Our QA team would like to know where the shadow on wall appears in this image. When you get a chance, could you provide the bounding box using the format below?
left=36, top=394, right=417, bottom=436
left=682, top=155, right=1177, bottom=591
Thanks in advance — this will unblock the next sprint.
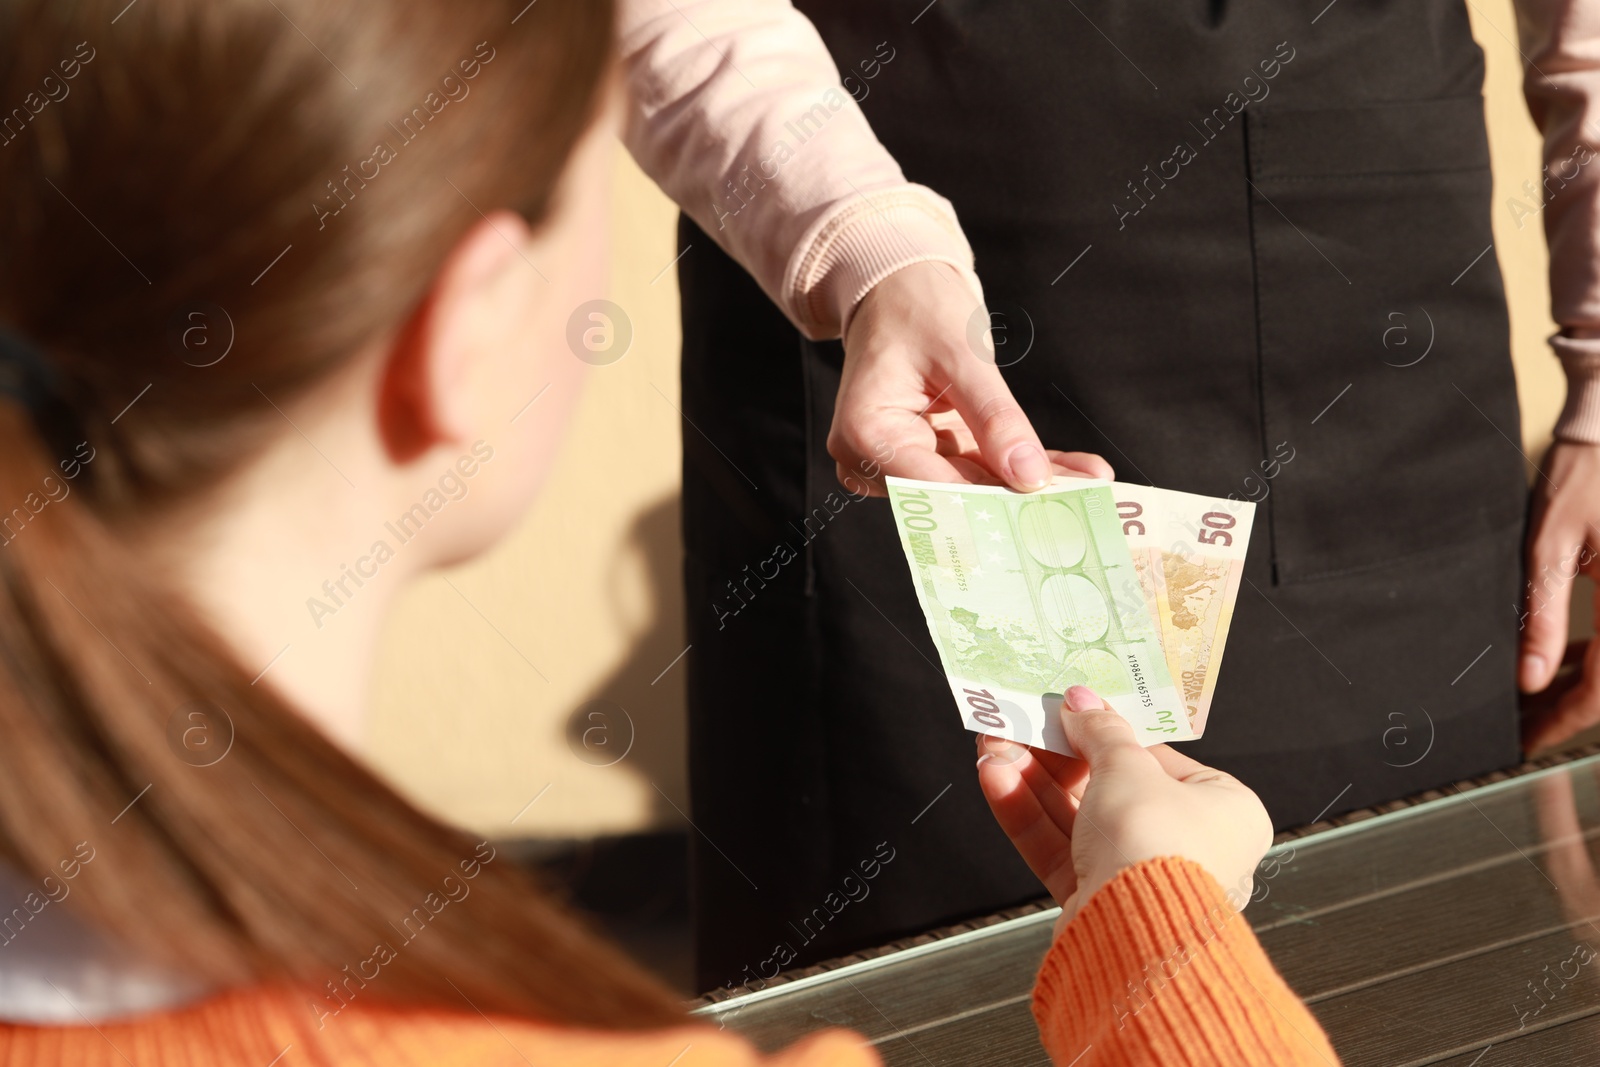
left=564, top=493, right=690, bottom=825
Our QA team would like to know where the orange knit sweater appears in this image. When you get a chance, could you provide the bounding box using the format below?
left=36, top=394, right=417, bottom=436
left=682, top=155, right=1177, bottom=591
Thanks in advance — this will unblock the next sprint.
left=0, top=858, right=1339, bottom=1066
left=1033, top=857, right=1341, bottom=1066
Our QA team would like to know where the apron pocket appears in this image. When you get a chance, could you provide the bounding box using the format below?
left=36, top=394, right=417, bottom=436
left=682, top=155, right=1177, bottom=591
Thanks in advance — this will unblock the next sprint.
left=1245, top=96, right=1526, bottom=584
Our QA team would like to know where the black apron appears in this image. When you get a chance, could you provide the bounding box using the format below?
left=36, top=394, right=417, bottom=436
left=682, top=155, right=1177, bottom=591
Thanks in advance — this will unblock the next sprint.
left=677, top=0, right=1527, bottom=993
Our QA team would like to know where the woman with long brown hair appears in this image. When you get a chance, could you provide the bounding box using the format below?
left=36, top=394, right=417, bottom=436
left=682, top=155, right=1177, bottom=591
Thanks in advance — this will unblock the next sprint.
left=0, top=1, right=1340, bottom=1063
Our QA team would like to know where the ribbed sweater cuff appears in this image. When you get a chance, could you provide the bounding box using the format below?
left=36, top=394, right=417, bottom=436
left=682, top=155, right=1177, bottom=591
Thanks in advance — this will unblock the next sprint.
left=784, top=183, right=984, bottom=341
left=1552, top=334, right=1600, bottom=445
left=1032, top=857, right=1339, bottom=1067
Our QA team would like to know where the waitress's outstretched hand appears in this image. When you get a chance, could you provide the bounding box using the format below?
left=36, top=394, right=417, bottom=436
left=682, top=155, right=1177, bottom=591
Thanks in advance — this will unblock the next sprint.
left=832, top=262, right=1113, bottom=495
left=976, top=685, right=1273, bottom=933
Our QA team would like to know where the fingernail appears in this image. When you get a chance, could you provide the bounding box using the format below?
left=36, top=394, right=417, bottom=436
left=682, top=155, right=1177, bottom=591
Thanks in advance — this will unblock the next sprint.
left=1009, top=444, right=1051, bottom=490
left=1522, top=653, right=1548, bottom=683
left=1065, top=685, right=1099, bottom=713
left=976, top=735, right=1024, bottom=766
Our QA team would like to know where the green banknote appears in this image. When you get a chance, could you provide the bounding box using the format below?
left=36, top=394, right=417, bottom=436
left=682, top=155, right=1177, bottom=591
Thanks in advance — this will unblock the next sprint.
left=884, top=476, right=1193, bottom=754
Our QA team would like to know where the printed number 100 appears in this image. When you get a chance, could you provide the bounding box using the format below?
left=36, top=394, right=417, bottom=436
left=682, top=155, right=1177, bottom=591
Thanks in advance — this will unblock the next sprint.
left=964, top=687, right=1005, bottom=728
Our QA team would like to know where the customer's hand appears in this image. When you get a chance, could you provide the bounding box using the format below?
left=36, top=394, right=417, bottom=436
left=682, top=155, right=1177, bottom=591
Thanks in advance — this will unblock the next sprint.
left=1521, top=442, right=1600, bottom=752
left=976, top=685, right=1273, bottom=934
left=832, top=262, right=1113, bottom=494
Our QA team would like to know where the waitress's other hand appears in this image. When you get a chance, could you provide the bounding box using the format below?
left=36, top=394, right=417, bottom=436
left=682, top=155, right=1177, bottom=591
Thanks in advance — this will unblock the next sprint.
left=832, top=262, right=1112, bottom=495
left=1520, top=441, right=1600, bottom=753
left=976, top=685, right=1272, bottom=933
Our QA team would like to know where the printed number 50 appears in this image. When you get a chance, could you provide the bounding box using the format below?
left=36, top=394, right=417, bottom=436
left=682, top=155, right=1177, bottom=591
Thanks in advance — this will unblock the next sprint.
left=964, top=687, right=1006, bottom=729
left=1197, top=511, right=1235, bottom=548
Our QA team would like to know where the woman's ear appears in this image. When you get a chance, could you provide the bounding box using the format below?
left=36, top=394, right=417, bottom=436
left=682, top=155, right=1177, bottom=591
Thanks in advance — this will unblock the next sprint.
left=378, top=210, right=533, bottom=463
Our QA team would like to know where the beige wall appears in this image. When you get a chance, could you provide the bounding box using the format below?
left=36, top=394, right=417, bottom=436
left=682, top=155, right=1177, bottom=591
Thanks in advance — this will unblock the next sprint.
left=364, top=1, right=1568, bottom=840
left=366, top=144, right=690, bottom=839
left=1472, top=0, right=1565, bottom=457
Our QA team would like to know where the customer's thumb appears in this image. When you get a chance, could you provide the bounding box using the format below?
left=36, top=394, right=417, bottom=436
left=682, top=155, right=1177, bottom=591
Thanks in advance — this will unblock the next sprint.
left=1061, top=686, right=1149, bottom=772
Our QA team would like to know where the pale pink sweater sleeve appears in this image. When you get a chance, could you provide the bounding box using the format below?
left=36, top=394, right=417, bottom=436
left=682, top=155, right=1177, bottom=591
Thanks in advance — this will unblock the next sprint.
left=1519, top=0, right=1600, bottom=443
left=617, top=0, right=984, bottom=341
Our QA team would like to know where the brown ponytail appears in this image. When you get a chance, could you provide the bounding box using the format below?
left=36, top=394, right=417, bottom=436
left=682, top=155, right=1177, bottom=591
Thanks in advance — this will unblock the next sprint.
left=0, top=0, right=685, bottom=1033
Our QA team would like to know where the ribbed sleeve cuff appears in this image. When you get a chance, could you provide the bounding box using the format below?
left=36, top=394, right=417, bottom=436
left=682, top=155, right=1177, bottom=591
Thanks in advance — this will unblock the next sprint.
left=1552, top=334, right=1600, bottom=445
left=1032, top=857, right=1339, bottom=1067
left=783, top=184, right=984, bottom=342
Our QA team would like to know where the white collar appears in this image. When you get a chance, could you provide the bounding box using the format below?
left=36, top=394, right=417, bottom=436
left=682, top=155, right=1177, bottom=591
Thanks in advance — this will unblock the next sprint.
left=0, top=862, right=208, bottom=1024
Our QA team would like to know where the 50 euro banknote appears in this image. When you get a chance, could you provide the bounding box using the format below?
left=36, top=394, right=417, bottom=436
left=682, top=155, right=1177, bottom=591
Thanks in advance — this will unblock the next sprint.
left=1113, top=484, right=1255, bottom=736
left=884, top=475, right=1255, bottom=755
left=883, top=475, right=1196, bottom=754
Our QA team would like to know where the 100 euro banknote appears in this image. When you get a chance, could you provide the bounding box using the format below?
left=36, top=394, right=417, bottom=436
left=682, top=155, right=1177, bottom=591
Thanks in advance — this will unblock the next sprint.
left=884, top=476, right=1194, bottom=754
